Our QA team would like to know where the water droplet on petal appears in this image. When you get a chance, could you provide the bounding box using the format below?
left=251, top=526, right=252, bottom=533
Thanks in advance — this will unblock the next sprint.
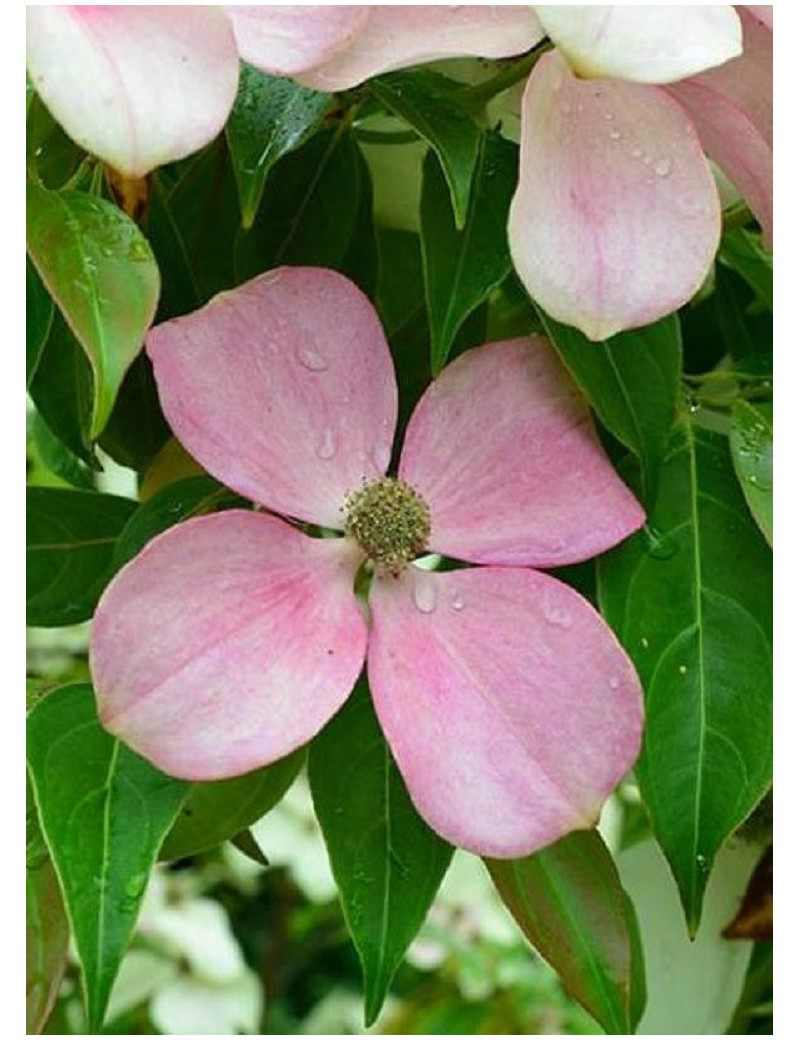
left=610, top=129, right=622, bottom=140
left=413, top=576, right=437, bottom=614
left=372, top=442, right=391, bottom=473
left=542, top=599, right=572, bottom=629
left=654, top=158, right=672, bottom=177
left=297, top=346, right=328, bottom=371
left=608, top=675, right=620, bottom=690
left=631, top=146, right=643, bottom=158
left=316, top=428, right=336, bottom=460
left=450, top=594, right=465, bottom=612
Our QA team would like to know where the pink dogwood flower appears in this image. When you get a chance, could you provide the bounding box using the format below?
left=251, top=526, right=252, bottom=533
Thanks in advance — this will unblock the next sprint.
left=91, top=266, right=645, bottom=857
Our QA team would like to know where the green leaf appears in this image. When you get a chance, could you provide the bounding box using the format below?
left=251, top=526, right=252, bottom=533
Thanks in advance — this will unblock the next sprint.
left=26, top=184, right=161, bottom=437
left=28, top=309, right=97, bottom=467
left=370, top=69, right=481, bottom=228
left=27, top=256, right=54, bottom=388
left=713, top=263, right=758, bottom=362
left=339, top=142, right=380, bottom=297
left=540, top=312, right=682, bottom=508
left=32, top=412, right=95, bottom=489
left=27, top=777, right=70, bottom=1035
left=26, top=684, right=189, bottom=1032
left=160, top=750, right=304, bottom=861
left=27, top=89, right=86, bottom=189
left=113, top=476, right=245, bottom=568
left=97, top=353, right=171, bottom=473
left=420, top=133, right=518, bottom=373
left=26, top=488, right=136, bottom=626
left=598, top=421, right=772, bottom=931
left=309, top=680, right=453, bottom=1025
left=487, top=830, right=646, bottom=1034
left=234, top=126, right=363, bottom=281
left=730, top=400, right=772, bottom=546
left=719, top=227, right=772, bottom=310
left=227, top=63, right=331, bottom=229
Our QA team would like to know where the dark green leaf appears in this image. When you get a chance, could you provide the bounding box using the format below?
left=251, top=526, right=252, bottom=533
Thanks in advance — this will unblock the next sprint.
left=487, top=830, right=646, bottom=1034
left=598, top=422, right=772, bottom=931
left=26, top=90, right=86, bottom=188
left=145, top=174, right=204, bottom=319
left=234, top=126, right=363, bottom=281
left=714, top=264, right=758, bottom=362
left=27, top=776, right=70, bottom=1035
left=97, top=353, right=171, bottom=472
left=27, top=256, right=54, bottom=388
left=370, top=69, right=481, bottom=228
left=540, top=311, right=682, bottom=508
left=161, top=750, right=304, bottom=861
left=339, top=142, right=380, bottom=297
left=227, top=64, right=331, bottom=229
left=26, top=184, right=160, bottom=437
left=730, top=400, right=772, bottom=546
left=309, top=680, right=453, bottom=1025
left=29, top=309, right=97, bottom=467
left=420, top=133, right=518, bottom=373
left=113, top=476, right=244, bottom=568
left=26, top=488, right=136, bottom=626
left=32, top=412, right=95, bottom=489
left=26, top=684, right=189, bottom=1031
left=719, top=227, right=772, bottom=310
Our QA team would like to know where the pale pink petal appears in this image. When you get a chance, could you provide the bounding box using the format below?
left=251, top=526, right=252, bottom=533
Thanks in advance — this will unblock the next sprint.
left=147, top=268, right=398, bottom=530
left=91, top=512, right=367, bottom=780
left=534, top=5, right=742, bottom=83
left=399, top=337, right=644, bottom=568
left=226, top=5, right=369, bottom=76
left=26, top=6, right=239, bottom=177
left=297, top=6, right=543, bottom=93
left=368, top=566, right=642, bottom=856
left=508, top=52, right=721, bottom=341
left=740, top=5, right=772, bottom=32
left=667, top=7, right=772, bottom=246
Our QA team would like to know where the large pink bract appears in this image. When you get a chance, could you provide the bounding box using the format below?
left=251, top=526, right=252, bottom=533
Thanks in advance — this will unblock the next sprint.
left=91, top=267, right=645, bottom=857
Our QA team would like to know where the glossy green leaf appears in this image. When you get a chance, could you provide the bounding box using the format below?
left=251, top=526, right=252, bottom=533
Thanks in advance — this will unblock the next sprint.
left=234, top=127, right=363, bottom=281
left=161, top=750, right=304, bottom=861
left=27, top=776, right=70, bottom=1035
left=309, top=680, right=453, bottom=1025
left=540, top=311, right=682, bottom=508
left=598, top=421, right=772, bottom=931
left=26, top=184, right=161, bottom=437
left=27, top=256, right=54, bottom=389
left=730, top=400, right=772, bottom=546
left=26, top=684, right=189, bottom=1032
left=26, top=89, right=86, bottom=189
left=28, top=309, right=97, bottom=467
left=97, top=353, right=171, bottom=473
left=420, top=133, right=518, bottom=373
left=26, top=488, right=136, bottom=626
left=487, top=829, right=646, bottom=1034
left=370, top=68, right=481, bottom=228
left=719, top=227, right=772, bottom=310
left=713, top=263, right=759, bottom=362
left=339, top=143, right=379, bottom=297
left=227, top=63, right=331, bottom=229
left=32, top=412, right=95, bottom=490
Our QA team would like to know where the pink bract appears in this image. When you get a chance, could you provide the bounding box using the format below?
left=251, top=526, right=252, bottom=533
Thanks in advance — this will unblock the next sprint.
left=91, top=267, right=645, bottom=856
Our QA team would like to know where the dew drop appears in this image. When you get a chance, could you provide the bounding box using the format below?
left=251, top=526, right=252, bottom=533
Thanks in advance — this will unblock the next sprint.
left=450, top=594, right=465, bottom=612
left=372, top=442, right=391, bottom=472
left=610, top=129, right=622, bottom=140
left=640, top=636, right=650, bottom=649
left=413, top=577, right=437, bottom=614
left=543, top=600, right=572, bottom=629
left=631, top=146, right=643, bottom=158
left=654, top=158, right=672, bottom=177
left=316, top=428, right=336, bottom=460
left=679, top=664, right=688, bottom=675
left=296, top=346, right=328, bottom=371
left=608, top=675, right=621, bottom=690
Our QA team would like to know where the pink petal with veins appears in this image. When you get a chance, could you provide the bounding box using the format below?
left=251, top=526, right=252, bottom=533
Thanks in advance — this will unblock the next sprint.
left=399, top=337, right=644, bottom=567
left=147, top=267, right=398, bottom=530
left=297, top=5, right=542, bottom=92
left=667, top=7, right=772, bottom=246
left=509, top=52, right=721, bottom=340
left=92, top=512, right=366, bottom=779
left=368, top=565, right=643, bottom=856
left=227, top=5, right=369, bottom=76
left=26, top=5, right=239, bottom=177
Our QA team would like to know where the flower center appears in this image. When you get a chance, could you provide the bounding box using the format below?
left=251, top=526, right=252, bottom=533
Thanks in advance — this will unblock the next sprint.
left=344, top=477, right=431, bottom=576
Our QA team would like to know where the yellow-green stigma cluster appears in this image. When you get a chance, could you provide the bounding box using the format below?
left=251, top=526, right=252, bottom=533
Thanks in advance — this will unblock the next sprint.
left=344, top=477, right=431, bottom=576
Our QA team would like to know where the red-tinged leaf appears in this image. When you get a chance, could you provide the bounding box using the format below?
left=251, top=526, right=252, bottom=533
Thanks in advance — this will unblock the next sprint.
left=486, top=829, right=645, bottom=1034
